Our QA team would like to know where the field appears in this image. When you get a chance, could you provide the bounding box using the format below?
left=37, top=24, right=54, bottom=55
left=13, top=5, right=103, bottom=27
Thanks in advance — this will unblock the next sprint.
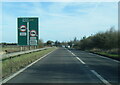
left=1, top=45, right=39, bottom=53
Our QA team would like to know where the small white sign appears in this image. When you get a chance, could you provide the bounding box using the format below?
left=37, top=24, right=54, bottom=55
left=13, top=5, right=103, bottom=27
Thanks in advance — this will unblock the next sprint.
left=30, top=37, right=36, bottom=40
left=30, top=40, right=37, bottom=45
left=20, top=32, right=26, bottom=36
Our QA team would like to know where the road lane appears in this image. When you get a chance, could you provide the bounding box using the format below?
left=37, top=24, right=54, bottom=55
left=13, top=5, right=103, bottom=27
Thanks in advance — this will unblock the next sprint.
left=5, top=47, right=103, bottom=84
left=69, top=49, right=119, bottom=85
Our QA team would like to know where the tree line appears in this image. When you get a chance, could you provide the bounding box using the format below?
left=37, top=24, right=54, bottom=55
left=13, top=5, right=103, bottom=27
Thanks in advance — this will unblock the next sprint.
left=71, top=27, right=119, bottom=54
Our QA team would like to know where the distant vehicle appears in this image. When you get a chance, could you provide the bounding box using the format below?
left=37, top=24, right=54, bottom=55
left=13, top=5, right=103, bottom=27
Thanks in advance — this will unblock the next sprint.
left=67, top=46, right=70, bottom=48
left=65, top=45, right=70, bottom=48
left=62, top=45, right=65, bottom=48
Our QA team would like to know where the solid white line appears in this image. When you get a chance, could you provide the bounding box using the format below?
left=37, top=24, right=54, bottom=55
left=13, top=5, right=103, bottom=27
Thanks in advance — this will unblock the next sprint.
left=2, top=49, right=57, bottom=84
left=91, top=70, right=112, bottom=85
left=89, top=53, right=119, bottom=63
left=76, top=57, right=86, bottom=64
left=98, top=55, right=119, bottom=63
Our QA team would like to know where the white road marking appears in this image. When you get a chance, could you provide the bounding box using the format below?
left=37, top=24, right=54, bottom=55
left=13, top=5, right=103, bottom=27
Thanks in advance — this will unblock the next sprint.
left=66, top=48, right=114, bottom=85
left=98, top=55, right=119, bottom=63
left=89, top=53, right=119, bottom=63
left=76, top=57, right=86, bottom=64
left=91, top=70, right=112, bottom=85
left=71, top=53, right=76, bottom=56
left=2, top=49, right=57, bottom=84
left=67, top=49, right=86, bottom=64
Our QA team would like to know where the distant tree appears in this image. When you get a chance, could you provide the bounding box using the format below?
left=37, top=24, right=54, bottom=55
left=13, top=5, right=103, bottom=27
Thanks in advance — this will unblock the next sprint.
left=55, top=41, right=61, bottom=47
left=46, top=40, right=54, bottom=46
left=72, top=27, right=118, bottom=51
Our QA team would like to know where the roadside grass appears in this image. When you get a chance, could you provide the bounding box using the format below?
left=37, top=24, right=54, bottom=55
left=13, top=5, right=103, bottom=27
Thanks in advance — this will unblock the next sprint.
left=96, top=52, right=118, bottom=57
left=2, top=47, right=57, bottom=79
left=89, top=51, right=119, bottom=61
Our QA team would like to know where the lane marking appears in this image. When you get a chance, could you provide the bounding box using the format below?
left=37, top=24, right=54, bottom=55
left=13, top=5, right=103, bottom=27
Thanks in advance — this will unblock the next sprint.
left=2, top=48, right=57, bottom=84
left=98, top=55, right=119, bottom=63
left=76, top=57, right=86, bottom=64
left=91, top=70, right=112, bottom=85
left=89, top=53, right=119, bottom=63
left=67, top=49, right=86, bottom=65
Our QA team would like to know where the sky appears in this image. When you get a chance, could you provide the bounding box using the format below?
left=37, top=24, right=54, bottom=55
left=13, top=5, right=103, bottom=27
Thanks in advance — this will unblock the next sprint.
left=1, top=1, right=118, bottom=43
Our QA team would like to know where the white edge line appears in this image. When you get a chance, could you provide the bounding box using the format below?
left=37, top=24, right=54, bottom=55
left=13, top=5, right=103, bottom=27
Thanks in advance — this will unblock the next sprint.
left=90, top=70, right=112, bottom=85
left=2, top=48, right=57, bottom=84
left=98, top=55, right=119, bottom=63
left=89, top=53, right=119, bottom=63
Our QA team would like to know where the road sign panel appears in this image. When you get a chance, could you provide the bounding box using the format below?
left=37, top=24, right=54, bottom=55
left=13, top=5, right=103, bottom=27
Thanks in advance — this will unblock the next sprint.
left=18, top=17, right=39, bottom=46
left=29, top=18, right=38, bottom=45
left=18, top=18, right=27, bottom=45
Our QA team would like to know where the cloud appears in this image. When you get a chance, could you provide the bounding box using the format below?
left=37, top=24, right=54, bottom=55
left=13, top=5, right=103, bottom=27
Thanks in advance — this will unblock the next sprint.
left=2, top=2, right=118, bottom=42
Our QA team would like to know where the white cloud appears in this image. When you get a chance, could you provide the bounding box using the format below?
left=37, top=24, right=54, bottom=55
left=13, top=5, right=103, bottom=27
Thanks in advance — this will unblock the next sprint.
left=2, top=2, right=118, bottom=42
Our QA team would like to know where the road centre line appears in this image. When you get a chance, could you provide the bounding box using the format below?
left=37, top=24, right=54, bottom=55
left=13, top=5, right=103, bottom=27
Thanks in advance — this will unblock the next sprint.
left=2, top=49, right=57, bottom=84
left=90, top=70, right=112, bottom=85
left=67, top=49, right=86, bottom=64
left=76, top=57, right=86, bottom=64
left=66, top=48, right=112, bottom=85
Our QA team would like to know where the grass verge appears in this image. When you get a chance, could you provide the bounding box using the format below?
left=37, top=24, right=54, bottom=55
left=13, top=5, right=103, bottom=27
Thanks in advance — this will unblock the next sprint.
left=89, top=51, right=119, bottom=61
left=2, top=47, right=57, bottom=79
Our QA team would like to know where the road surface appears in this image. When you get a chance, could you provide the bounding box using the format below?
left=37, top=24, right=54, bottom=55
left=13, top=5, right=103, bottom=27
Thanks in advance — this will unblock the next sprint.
left=3, top=47, right=119, bottom=85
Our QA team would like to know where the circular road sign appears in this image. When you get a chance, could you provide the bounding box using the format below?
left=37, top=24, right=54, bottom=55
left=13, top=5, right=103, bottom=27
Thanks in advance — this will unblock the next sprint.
left=30, top=30, right=37, bottom=37
left=20, top=25, right=27, bottom=32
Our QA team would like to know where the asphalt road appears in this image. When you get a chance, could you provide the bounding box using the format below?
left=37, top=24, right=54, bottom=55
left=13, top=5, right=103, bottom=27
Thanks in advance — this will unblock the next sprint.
left=4, top=47, right=119, bottom=85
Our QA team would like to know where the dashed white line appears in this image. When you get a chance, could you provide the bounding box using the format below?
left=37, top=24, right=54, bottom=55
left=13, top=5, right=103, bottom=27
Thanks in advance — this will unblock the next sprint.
left=66, top=49, right=112, bottom=85
left=67, top=49, right=86, bottom=64
left=76, top=57, right=86, bottom=64
left=91, top=70, right=112, bottom=85
left=2, top=49, right=57, bottom=84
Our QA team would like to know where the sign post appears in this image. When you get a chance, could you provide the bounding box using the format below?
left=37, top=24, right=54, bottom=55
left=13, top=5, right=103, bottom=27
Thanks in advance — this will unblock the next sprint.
left=18, top=17, right=39, bottom=46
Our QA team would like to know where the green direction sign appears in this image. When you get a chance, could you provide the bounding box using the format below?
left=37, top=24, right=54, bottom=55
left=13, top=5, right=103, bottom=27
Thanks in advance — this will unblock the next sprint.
left=18, top=17, right=39, bottom=46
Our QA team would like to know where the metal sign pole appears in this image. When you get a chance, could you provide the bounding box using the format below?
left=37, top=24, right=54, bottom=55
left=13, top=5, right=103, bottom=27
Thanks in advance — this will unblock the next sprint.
left=27, top=22, right=29, bottom=46
left=27, top=21, right=30, bottom=50
left=21, top=46, right=22, bottom=51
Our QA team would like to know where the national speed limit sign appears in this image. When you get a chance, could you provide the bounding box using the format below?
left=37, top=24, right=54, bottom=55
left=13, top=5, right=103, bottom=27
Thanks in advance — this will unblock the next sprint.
left=30, top=30, right=37, bottom=37
left=20, top=25, right=26, bottom=32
